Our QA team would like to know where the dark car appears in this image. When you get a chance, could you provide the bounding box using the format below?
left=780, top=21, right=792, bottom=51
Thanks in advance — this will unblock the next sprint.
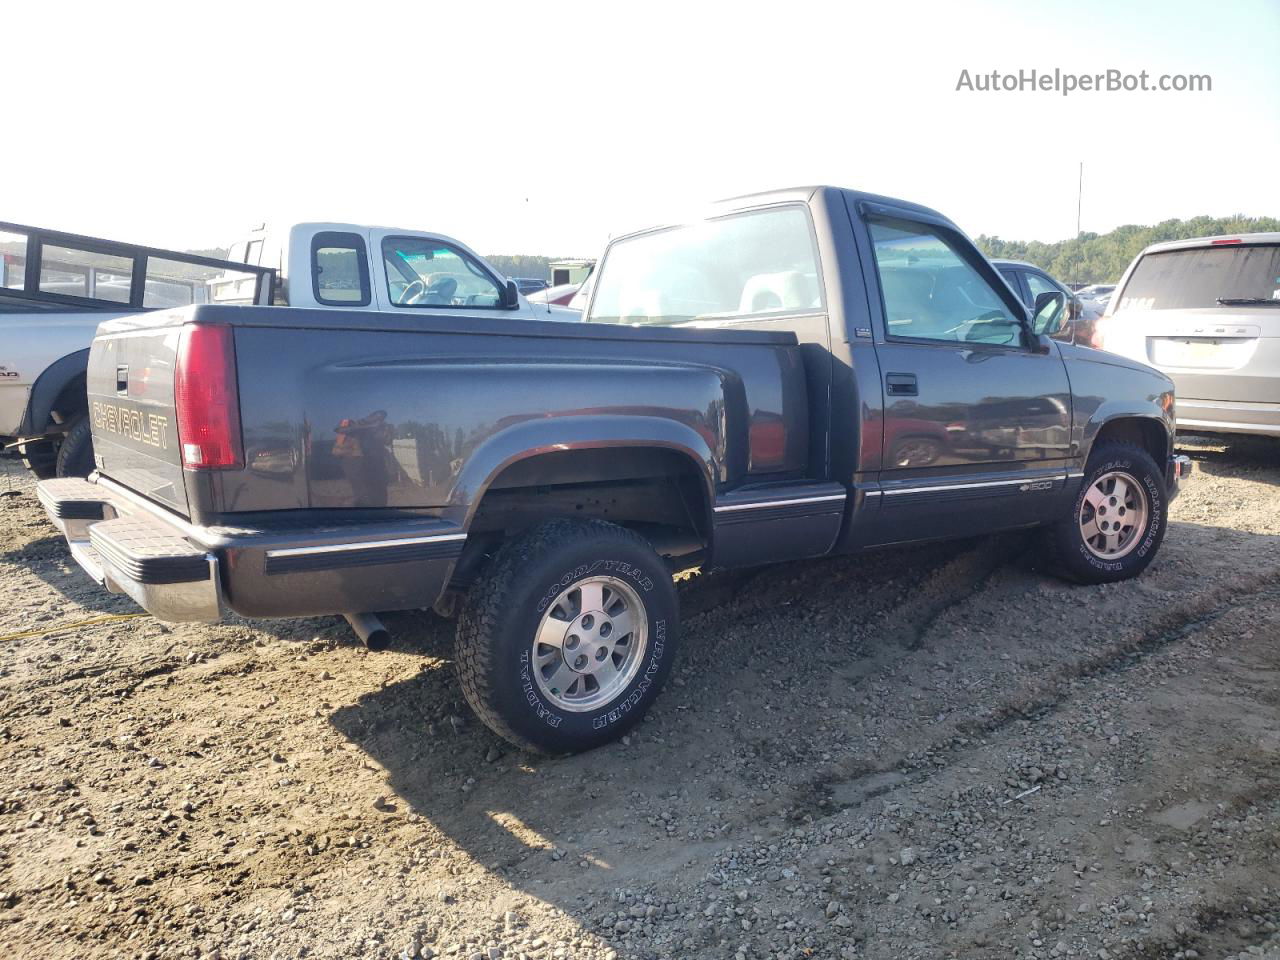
left=992, top=259, right=1097, bottom=346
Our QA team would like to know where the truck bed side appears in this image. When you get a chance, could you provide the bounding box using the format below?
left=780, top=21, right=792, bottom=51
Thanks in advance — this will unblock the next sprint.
left=86, top=304, right=831, bottom=617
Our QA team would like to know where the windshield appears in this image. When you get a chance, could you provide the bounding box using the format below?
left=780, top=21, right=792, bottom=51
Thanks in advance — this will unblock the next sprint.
left=1116, top=244, right=1280, bottom=311
left=588, top=206, right=823, bottom=326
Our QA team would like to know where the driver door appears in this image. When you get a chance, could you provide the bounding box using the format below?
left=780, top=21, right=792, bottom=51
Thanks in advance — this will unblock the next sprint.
left=862, top=214, right=1073, bottom=542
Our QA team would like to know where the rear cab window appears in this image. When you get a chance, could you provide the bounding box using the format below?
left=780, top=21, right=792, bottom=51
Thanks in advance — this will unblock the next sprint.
left=1117, top=243, right=1280, bottom=311
left=312, top=231, right=371, bottom=306
left=587, top=205, right=824, bottom=326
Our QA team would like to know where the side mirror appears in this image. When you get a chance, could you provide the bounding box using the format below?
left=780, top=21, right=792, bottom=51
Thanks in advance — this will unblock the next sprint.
left=500, top=279, right=520, bottom=309
left=1032, top=291, right=1066, bottom=336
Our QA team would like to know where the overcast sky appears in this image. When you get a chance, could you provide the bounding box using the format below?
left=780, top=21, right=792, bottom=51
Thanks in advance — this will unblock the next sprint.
left=5, top=0, right=1277, bottom=256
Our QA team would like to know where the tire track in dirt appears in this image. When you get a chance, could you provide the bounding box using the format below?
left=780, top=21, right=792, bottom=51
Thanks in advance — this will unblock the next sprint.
left=678, top=536, right=991, bottom=658
left=1129, top=892, right=1280, bottom=960
left=665, top=536, right=1029, bottom=824
left=784, top=569, right=1280, bottom=822
left=891, top=534, right=1030, bottom=651
left=956, top=571, right=1280, bottom=741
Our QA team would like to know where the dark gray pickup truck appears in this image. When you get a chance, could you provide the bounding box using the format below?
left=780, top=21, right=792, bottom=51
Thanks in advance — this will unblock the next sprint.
left=38, top=186, right=1192, bottom=753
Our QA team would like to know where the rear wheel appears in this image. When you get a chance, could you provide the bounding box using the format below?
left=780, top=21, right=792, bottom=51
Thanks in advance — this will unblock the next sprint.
left=55, top=416, right=94, bottom=478
left=1045, top=441, right=1167, bottom=584
left=18, top=439, right=58, bottom=479
left=455, top=518, right=679, bottom=753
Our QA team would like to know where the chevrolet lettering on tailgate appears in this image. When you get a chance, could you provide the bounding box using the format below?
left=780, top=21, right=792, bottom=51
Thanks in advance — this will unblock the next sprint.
left=91, top=400, right=170, bottom=450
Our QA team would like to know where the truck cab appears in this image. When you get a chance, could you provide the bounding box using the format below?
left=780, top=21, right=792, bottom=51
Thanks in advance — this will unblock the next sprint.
left=221, top=222, right=576, bottom=321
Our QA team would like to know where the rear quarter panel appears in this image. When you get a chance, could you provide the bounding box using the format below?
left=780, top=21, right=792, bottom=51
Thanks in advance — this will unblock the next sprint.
left=221, top=311, right=808, bottom=523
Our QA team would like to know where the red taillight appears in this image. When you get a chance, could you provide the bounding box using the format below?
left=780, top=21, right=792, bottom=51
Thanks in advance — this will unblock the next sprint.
left=175, top=324, right=243, bottom=469
left=1211, top=237, right=1243, bottom=245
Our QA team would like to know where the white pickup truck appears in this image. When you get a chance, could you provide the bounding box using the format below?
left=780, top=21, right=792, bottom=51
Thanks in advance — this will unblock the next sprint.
left=1, top=221, right=572, bottom=477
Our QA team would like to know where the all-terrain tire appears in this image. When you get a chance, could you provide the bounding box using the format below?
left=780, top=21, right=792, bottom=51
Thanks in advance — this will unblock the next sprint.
left=55, top=416, right=95, bottom=478
left=455, top=518, right=679, bottom=754
left=1045, top=441, right=1167, bottom=584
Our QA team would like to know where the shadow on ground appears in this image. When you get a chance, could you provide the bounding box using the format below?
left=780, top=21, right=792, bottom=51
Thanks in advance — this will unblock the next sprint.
left=1179, top=432, right=1280, bottom=485
left=324, top=515, right=1280, bottom=927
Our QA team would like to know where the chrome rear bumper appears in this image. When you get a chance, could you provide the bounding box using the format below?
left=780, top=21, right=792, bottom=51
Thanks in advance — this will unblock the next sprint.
left=36, top=477, right=222, bottom=622
left=36, top=474, right=465, bottom=622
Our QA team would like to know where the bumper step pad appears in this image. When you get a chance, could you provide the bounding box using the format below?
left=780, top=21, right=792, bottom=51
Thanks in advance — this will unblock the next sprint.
left=35, top=478, right=111, bottom=521
left=36, top=477, right=221, bottom=623
left=89, top=516, right=211, bottom=585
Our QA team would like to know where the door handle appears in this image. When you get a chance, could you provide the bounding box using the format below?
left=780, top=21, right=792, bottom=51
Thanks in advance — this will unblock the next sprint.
left=886, top=373, right=917, bottom=397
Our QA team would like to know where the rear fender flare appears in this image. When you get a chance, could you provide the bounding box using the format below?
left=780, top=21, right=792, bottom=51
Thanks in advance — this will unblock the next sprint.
left=452, top=415, right=718, bottom=530
left=19, top=348, right=89, bottom=436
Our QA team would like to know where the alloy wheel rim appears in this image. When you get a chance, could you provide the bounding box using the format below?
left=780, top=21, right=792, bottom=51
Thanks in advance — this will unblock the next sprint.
left=1079, top=470, right=1148, bottom=560
left=531, top=575, right=648, bottom=712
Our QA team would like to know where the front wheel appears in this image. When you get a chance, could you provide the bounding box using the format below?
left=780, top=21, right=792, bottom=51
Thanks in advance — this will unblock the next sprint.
left=1045, top=441, right=1167, bottom=584
left=455, top=519, right=679, bottom=753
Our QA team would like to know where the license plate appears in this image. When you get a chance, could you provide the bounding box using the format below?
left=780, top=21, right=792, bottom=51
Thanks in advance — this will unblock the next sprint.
left=1151, top=338, right=1224, bottom=367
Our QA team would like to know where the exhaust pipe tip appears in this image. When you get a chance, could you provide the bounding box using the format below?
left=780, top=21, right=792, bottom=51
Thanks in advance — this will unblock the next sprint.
left=344, top=612, right=391, bottom=651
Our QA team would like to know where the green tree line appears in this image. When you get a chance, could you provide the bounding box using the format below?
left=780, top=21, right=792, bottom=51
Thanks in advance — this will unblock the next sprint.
left=975, top=215, right=1280, bottom=285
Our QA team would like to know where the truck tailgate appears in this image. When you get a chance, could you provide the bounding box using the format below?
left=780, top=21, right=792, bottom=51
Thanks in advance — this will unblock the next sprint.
left=87, top=312, right=189, bottom=515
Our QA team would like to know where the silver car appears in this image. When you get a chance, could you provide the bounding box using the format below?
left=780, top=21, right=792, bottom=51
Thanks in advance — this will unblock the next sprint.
left=1097, top=233, right=1280, bottom=437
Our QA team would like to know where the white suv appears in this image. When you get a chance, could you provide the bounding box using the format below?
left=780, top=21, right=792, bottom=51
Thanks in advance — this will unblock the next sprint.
left=1097, top=234, right=1280, bottom=438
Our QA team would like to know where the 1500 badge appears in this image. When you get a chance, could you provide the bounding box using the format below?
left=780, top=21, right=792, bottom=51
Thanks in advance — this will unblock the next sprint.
left=91, top=400, right=169, bottom=450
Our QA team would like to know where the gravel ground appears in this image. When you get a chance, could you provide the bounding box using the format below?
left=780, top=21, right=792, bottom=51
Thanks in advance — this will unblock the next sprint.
left=1, top=434, right=1278, bottom=960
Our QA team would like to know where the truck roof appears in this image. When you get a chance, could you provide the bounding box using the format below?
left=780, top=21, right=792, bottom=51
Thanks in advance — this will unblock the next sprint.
left=719, top=185, right=948, bottom=220
left=287, top=221, right=469, bottom=241
left=611, top=186, right=953, bottom=244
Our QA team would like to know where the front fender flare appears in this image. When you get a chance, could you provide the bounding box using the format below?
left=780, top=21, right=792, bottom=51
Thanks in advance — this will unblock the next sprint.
left=1081, top=405, right=1174, bottom=463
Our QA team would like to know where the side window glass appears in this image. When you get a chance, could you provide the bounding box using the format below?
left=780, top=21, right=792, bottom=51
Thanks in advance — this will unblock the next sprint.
left=1025, top=271, right=1071, bottom=340
left=144, top=258, right=263, bottom=307
left=382, top=238, right=502, bottom=309
left=869, top=219, right=1023, bottom=346
left=312, top=232, right=371, bottom=306
left=1, top=229, right=27, bottom=290
left=999, top=268, right=1032, bottom=306
left=1025, top=271, right=1061, bottom=301
left=39, top=244, right=133, bottom=303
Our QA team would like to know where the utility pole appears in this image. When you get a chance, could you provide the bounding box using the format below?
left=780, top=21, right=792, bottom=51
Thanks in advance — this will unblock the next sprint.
left=1075, top=161, right=1084, bottom=285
